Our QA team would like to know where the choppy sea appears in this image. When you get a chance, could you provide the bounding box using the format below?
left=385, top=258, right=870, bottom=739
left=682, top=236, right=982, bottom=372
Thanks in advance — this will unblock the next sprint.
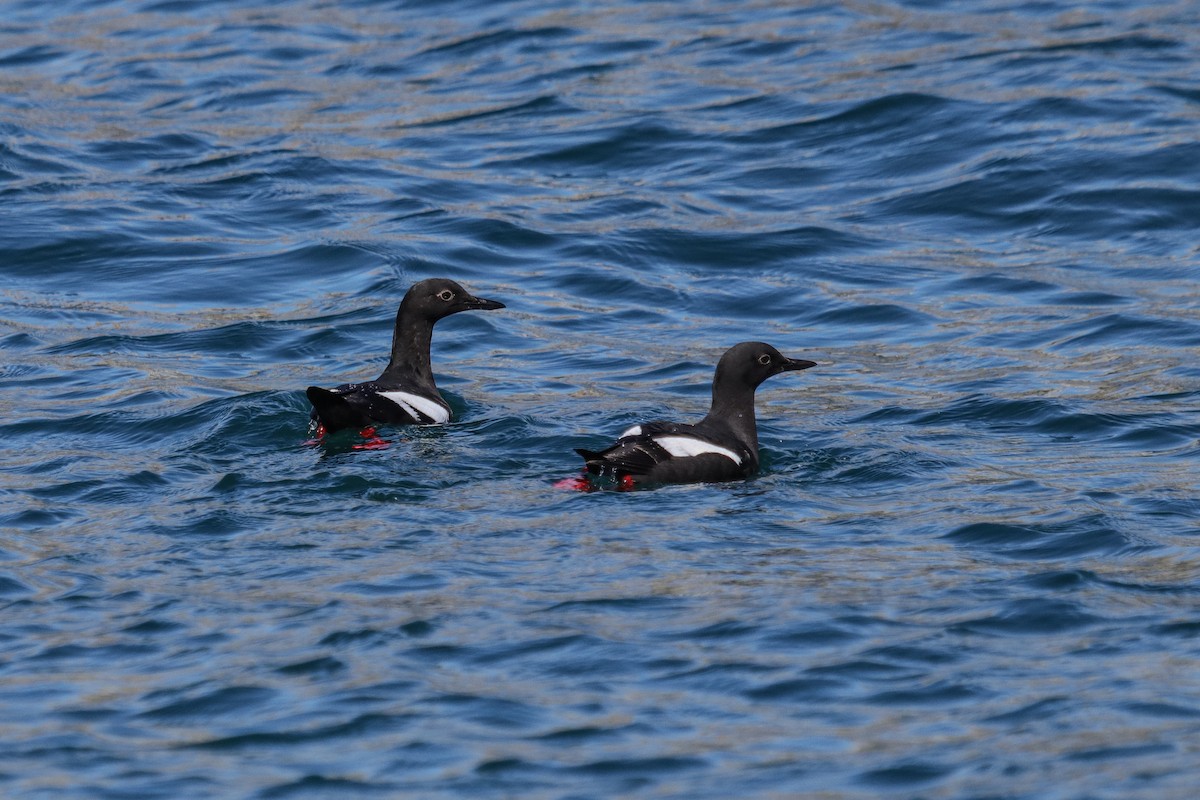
left=3, top=1, right=1200, bottom=797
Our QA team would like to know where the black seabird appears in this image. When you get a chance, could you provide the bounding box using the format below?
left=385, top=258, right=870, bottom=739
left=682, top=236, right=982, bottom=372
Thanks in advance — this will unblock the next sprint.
left=306, top=278, right=504, bottom=435
left=573, top=342, right=816, bottom=488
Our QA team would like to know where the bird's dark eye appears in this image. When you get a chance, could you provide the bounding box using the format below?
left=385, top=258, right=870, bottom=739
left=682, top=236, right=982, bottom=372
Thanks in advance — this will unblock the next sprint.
left=758, top=354, right=772, bottom=365
left=438, top=290, right=454, bottom=302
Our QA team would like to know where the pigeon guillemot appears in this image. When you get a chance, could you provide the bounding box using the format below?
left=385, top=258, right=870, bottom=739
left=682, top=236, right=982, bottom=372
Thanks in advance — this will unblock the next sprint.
left=573, top=342, right=816, bottom=488
left=306, top=278, right=504, bottom=435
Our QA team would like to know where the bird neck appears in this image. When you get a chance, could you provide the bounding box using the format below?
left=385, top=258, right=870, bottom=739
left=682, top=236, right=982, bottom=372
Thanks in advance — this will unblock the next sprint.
left=703, top=376, right=759, bottom=450
left=378, top=301, right=437, bottom=390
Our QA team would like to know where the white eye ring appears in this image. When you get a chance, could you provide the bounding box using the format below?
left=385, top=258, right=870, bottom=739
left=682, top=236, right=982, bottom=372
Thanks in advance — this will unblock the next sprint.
left=758, top=354, right=772, bottom=365
left=438, top=289, right=454, bottom=301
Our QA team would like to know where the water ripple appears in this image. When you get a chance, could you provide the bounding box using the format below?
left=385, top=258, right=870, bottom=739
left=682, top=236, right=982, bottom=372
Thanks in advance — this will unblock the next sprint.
left=3, top=0, right=1200, bottom=798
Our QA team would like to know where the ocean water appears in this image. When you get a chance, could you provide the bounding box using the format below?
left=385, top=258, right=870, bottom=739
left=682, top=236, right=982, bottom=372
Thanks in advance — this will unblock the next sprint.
left=3, top=0, right=1200, bottom=797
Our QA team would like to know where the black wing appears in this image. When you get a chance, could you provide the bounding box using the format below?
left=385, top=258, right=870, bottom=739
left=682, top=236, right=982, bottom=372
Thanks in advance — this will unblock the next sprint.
left=576, top=436, right=672, bottom=477
left=575, top=422, right=701, bottom=477
left=575, top=421, right=752, bottom=485
left=307, top=382, right=423, bottom=433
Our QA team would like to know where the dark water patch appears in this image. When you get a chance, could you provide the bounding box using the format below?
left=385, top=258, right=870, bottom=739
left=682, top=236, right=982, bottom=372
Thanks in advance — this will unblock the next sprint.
left=1106, top=420, right=1200, bottom=452
left=122, top=619, right=186, bottom=636
left=188, top=712, right=413, bottom=750
left=259, top=775, right=395, bottom=798
left=471, top=756, right=542, bottom=778
left=543, top=597, right=685, bottom=614
left=0, top=575, right=34, bottom=597
left=811, top=302, right=939, bottom=331
left=412, top=94, right=578, bottom=130
left=744, top=677, right=844, bottom=702
left=1047, top=312, right=1200, bottom=350
left=539, top=651, right=679, bottom=680
left=913, top=394, right=1062, bottom=429
left=1149, top=620, right=1200, bottom=639
left=425, top=693, right=547, bottom=731
left=944, top=523, right=1049, bottom=548
left=530, top=722, right=644, bottom=745
left=33, top=642, right=160, bottom=662
left=84, top=133, right=213, bottom=172
left=762, top=619, right=877, bottom=651
left=820, top=447, right=959, bottom=488
left=950, top=599, right=1102, bottom=636
left=466, top=215, right=563, bottom=254
left=870, top=168, right=1053, bottom=233
left=398, top=619, right=436, bottom=638
left=0, top=333, right=42, bottom=351
left=857, top=760, right=953, bottom=788
left=1017, top=569, right=1097, bottom=591
left=317, top=629, right=393, bottom=649
left=0, top=507, right=84, bottom=530
left=151, top=147, right=293, bottom=177
left=1128, top=493, right=1200, bottom=523
left=867, top=680, right=982, bottom=706
left=625, top=225, right=879, bottom=271
left=0, top=44, right=67, bottom=68
left=983, top=696, right=1072, bottom=725
left=505, top=120, right=703, bottom=176
left=943, top=518, right=1132, bottom=560
left=1, top=232, right=195, bottom=282
left=806, top=659, right=921, bottom=682
left=1052, top=186, right=1200, bottom=240
left=1066, top=742, right=1174, bottom=762
left=937, top=271, right=1058, bottom=299
left=415, top=25, right=578, bottom=62
left=146, top=508, right=268, bottom=539
left=901, top=393, right=1191, bottom=452
left=140, top=686, right=276, bottom=720
left=5, top=238, right=381, bottom=306
left=862, top=643, right=961, bottom=667
left=471, top=634, right=593, bottom=665
left=723, top=164, right=834, bottom=193
left=196, top=87, right=316, bottom=112
left=1122, top=702, right=1200, bottom=720
left=658, top=619, right=759, bottom=641
left=1155, top=83, right=1200, bottom=104
left=655, top=661, right=778, bottom=694
left=745, top=92, right=957, bottom=147
left=567, top=755, right=707, bottom=777
left=404, top=643, right=475, bottom=664
left=1047, top=290, right=1130, bottom=307
left=336, top=573, right=446, bottom=596
left=0, top=142, right=80, bottom=178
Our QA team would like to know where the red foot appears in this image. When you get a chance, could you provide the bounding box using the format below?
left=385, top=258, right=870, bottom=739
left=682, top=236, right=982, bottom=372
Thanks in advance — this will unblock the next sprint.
left=552, top=473, right=638, bottom=492
left=302, top=423, right=329, bottom=446
left=553, top=475, right=594, bottom=492
left=352, top=426, right=390, bottom=450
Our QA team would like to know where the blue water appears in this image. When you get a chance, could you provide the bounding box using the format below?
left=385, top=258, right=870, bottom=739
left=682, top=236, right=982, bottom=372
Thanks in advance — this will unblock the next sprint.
left=3, top=0, right=1200, bottom=797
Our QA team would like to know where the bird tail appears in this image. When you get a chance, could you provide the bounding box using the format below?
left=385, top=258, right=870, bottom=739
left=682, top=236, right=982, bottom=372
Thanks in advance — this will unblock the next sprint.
left=575, top=448, right=604, bottom=464
left=306, top=387, right=360, bottom=434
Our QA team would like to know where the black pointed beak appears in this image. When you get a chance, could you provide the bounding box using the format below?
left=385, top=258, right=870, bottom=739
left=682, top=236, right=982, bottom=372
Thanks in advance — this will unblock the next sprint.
left=463, top=295, right=505, bottom=311
left=782, top=357, right=817, bottom=372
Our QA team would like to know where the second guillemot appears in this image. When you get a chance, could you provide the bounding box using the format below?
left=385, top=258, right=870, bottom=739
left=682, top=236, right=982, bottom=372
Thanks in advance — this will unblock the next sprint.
left=306, top=278, right=504, bottom=435
left=573, top=342, right=817, bottom=488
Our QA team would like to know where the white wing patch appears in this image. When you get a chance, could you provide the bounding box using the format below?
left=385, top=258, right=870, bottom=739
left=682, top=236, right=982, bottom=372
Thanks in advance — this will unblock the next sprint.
left=379, top=391, right=450, bottom=424
left=620, top=425, right=643, bottom=438
left=653, top=436, right=742, bottom=465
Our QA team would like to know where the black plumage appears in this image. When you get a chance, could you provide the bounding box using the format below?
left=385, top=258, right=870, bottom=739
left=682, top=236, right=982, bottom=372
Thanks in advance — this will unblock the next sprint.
left=576, top=342, right=816, bottom=487
left=306, top=278, right=504, bottom=434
